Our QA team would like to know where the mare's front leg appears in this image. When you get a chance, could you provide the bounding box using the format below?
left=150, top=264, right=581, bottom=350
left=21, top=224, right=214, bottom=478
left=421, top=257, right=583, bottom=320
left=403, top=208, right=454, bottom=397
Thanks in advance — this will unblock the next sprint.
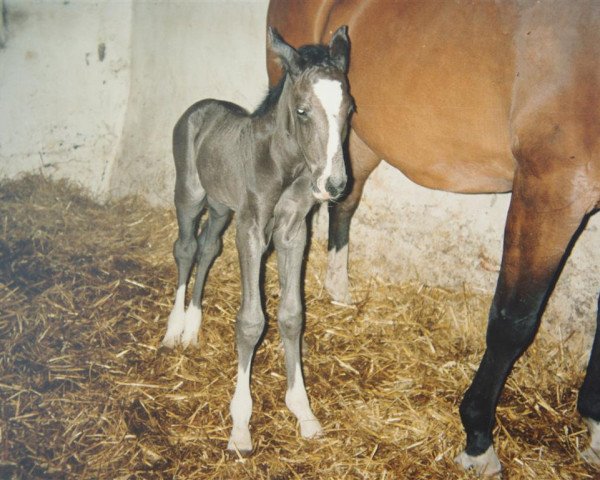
left=456, top=166, right=594, bottom=475
left=326, top=130, right=380, bottom=304
left=273, top=190, right=323, bottom=439
left=227, top=211, right=270, bottom=455
left=578, top=294, right=600, bottom=465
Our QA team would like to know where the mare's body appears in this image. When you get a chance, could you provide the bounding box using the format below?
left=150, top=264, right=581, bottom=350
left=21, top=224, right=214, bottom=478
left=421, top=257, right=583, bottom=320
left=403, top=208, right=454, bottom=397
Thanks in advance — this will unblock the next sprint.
left=267, top=0, right=600, bottom=474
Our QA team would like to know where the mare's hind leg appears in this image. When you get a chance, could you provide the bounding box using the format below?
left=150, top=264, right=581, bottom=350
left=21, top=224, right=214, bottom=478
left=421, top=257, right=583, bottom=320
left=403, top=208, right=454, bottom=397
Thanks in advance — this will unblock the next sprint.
left=326, top=129, right=380, bottom=304
left=273, top=192, right=323, bottom=439
left=456, top=166, right=595, bottom=475
left=578, top=293, right=600, bottom=465
left=162, top=194, right=205, bottom=348
left=179, top=200, right=231, bottom=348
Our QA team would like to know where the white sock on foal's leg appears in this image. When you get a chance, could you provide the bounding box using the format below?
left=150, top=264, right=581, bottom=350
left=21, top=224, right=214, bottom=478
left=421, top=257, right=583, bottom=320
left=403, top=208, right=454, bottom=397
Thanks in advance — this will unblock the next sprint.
left=180, top=302, right=202, bottom=348
left=285, top=363, right=323, bottom=439
left=228, top=364, right=253, bottom=454
left=162, top=286, right=186, bottom=347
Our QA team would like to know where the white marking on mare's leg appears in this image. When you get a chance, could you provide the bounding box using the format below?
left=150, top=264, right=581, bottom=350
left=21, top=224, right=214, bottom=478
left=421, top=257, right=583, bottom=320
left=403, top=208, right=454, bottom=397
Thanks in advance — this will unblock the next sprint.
left=582, top=417, right=600, bottom=465
left=313, top=79, right=343, bottom=193
left=455, top=445, right=502, bottom=476
left=325, top=244, right=352, bottom=304
left=286, top=363, right=323, bottom=439
left=228, top=364, right=253, bottom=454
left=162, top=285, right=186, bottom=347
left=180, top=302, right=202, bottom=348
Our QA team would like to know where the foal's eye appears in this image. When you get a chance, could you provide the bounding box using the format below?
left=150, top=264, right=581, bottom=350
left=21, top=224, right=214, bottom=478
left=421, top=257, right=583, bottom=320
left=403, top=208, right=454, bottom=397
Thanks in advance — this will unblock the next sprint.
left=296, top=108, right=308, bottom=117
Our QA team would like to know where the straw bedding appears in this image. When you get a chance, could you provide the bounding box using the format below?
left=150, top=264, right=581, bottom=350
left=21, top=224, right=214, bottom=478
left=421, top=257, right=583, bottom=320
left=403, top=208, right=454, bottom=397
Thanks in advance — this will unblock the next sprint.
left=0, top=175, right=597, bottom=479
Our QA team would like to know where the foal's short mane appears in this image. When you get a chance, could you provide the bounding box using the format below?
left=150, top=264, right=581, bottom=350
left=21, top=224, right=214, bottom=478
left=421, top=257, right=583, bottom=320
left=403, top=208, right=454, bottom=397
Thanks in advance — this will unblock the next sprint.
left=252, top=44, right=338, bottom=118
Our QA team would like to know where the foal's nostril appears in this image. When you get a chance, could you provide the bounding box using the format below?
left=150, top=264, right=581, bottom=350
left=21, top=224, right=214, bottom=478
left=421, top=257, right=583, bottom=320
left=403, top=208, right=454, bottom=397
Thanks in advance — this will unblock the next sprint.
left=325, top=177, right=347, bottom=198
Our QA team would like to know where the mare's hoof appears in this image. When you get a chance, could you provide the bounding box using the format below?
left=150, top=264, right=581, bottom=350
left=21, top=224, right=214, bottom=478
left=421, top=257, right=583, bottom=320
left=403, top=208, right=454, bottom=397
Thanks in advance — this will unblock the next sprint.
left=326, top=285, right=354, bottom=306
left=581, top=446, right=600, bottom=466
left=455, top=446, right=502, bottom=477
left=325, top=272, right=353, bottom=305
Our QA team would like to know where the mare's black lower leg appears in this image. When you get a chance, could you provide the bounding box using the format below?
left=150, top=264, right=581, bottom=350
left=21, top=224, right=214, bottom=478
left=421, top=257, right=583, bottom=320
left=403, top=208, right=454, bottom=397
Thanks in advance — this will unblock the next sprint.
left=457, top=167, right=590, bottom=474
left=179, top=201, right=231, bottom=347
left=577, top=294, right=600, bottom=464
left=459, top=287, right=543, bottom=455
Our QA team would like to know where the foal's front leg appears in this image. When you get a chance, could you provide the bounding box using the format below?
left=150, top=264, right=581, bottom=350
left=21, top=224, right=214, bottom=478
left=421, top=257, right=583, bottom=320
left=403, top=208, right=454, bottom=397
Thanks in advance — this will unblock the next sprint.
left=274, top=218, right=323, bottom=439
left=227, top=218, right=269, bottom=455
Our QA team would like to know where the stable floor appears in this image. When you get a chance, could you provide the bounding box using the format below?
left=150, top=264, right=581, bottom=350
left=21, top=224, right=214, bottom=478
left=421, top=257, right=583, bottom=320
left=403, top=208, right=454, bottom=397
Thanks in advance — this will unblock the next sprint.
left=0, top=176, right=596, bottom=479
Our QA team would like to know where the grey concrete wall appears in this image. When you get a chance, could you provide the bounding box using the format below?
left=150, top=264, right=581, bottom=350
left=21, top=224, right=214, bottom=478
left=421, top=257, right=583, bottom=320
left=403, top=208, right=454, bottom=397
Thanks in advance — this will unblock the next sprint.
left=0, top=0, right=597, bottom=338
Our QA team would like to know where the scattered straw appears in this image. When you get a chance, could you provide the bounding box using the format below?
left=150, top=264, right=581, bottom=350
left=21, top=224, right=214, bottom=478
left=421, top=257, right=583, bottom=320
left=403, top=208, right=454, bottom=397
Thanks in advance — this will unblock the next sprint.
left=0, top=175, right=596, bottom=479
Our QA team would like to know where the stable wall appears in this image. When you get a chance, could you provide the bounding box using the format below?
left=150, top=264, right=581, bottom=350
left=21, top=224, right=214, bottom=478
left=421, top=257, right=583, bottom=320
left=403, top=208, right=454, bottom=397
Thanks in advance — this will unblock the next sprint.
left=0, top=0, right=597, bottom=337
left=0, top=0, right=132, bottom=197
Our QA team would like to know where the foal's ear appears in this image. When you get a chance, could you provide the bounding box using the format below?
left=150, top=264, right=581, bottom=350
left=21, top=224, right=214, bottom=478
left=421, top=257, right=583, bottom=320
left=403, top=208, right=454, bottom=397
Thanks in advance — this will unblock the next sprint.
left=268, top=27, right=302, bottom=76
left=329, top=26, right=350, bottom=73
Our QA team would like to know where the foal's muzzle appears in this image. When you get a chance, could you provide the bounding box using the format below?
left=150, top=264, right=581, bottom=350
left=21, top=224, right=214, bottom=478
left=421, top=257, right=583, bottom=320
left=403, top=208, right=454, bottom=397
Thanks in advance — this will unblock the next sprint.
left=312, top=176, right=347, bottom=202
left=325, top=177, right=347, bottom=199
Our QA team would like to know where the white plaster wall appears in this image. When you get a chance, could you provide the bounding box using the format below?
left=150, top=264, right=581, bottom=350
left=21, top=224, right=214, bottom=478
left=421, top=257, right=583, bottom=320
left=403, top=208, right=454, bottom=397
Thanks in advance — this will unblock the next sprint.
left=316, top=163, right=599, bottom=338
left=0, top=0, right=132, bottom=197
left=109, top=0, right=270, bottom=205
left=0, top=0, right=597, bottom=336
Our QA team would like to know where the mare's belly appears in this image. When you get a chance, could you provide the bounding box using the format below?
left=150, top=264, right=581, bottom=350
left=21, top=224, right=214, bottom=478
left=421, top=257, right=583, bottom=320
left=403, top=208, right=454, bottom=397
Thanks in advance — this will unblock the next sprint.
left=337, top=0, right=519, bottom=193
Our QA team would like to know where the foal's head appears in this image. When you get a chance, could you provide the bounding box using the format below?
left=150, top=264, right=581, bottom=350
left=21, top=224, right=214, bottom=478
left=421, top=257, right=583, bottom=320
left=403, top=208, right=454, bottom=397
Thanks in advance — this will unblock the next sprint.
left=269, top=27, right=353, bottom=201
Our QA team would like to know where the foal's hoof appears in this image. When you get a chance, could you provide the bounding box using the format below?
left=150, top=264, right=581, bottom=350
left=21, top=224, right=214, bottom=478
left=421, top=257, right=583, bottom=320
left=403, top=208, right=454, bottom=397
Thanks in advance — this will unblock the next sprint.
left=299, top=418, right=324, bottom=439
left=161, top=331, right=181, bottom=349
left=581, top=446, right=600, bottom=466
left=180, top=329, right=199, bottom=349
left=227, top=429, right=253, bottom=457
left=180, top=305, right=202, bottom=348
left=455, top=446, right=502, bottom=476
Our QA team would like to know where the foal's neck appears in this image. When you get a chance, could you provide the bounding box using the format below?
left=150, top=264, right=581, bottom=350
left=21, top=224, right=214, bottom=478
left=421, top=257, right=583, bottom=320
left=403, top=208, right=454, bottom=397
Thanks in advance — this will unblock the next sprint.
left=251, top=77, right=304, bottom=177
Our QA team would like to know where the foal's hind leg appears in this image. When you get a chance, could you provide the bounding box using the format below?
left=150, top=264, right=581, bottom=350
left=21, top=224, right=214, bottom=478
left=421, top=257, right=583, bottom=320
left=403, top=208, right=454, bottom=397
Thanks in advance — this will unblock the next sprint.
left=326, top=129, right=380, bottom=304
left=456, top=167, right=594, bottom=475
left=578, top=293, right=600, bottom=465
left=162, top=195, right=205, bottom=348
left=179, top=200, right=231, bottom=348
left=274, top=214, right=323, bottom=439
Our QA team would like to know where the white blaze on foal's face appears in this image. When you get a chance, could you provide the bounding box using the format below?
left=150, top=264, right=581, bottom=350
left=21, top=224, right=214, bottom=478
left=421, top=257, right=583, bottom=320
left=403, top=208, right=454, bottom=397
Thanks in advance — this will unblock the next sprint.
left=312, top=78, right=343, bottom=198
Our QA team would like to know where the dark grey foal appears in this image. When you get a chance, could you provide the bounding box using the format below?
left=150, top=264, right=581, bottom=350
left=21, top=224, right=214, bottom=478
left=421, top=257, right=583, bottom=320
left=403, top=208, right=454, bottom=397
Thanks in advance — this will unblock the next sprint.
left=162, top=27, right=353, bottom=453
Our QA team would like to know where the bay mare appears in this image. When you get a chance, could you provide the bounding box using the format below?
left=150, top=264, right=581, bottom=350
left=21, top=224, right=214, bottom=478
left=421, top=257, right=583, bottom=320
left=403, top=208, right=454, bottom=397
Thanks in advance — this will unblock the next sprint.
left=268, top=1, right=600, bottom=475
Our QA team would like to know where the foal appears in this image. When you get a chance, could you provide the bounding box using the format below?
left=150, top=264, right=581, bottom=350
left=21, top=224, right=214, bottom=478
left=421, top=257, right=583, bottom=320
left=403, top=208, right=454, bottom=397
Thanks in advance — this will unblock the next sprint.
left=161, top=27, right=353, bottom=454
